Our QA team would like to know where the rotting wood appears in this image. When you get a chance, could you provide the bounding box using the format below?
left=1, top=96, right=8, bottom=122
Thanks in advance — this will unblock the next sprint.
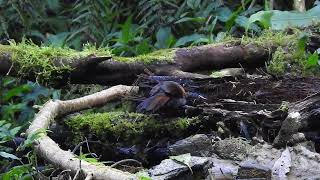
left=273, top=92, right=320, bottom=147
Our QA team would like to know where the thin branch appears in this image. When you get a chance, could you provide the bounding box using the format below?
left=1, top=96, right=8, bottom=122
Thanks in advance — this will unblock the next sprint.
left=110, top=159, right=143, bottom=168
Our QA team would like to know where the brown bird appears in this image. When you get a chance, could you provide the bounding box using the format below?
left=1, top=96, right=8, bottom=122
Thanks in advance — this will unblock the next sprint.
left=137, top=81, right=187, bottom=112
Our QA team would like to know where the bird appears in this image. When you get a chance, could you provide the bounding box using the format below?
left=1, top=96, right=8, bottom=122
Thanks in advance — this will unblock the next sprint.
left=136, top=81, right=187, bottom=113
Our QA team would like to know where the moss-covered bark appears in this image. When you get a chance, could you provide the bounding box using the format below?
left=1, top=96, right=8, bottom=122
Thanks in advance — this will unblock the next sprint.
left=64, top=111, right=200, bottom=145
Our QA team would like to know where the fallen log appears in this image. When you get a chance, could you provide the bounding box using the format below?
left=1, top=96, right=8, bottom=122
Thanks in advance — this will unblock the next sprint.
left=0, top=37, right=274, bottom=86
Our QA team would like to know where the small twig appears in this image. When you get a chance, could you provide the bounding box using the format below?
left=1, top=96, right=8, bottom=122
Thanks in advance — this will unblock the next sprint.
left=110, top=159, right=142, bottom=168
left=85, top=174, right=94, bottom=180
left=79, top=146, right=82, bottom=170
left=248, top=0, right=256, bottom=9
left=73, top=169, right=81, bottom=180
left=85, top=137, right=97, bottom=158
left=6, top=63, right=13, bottom=75
left=72, top=139, right=100, bottom=156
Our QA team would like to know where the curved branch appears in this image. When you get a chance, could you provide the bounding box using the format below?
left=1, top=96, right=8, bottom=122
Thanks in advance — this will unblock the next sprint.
left=26, top=85, right=139, bottom=180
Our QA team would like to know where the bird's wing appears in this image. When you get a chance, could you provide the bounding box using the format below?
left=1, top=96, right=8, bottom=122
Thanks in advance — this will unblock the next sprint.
left=136, top=94, right=170, bottom=112
left=150, top=83, right=162, bottom=96
left=146, top=95, right=170, bottom=112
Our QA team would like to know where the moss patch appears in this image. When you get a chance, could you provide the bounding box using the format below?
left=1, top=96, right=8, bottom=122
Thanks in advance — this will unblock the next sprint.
left=0, top=41, right=112, bottom=85
left=240, top=30, right=296, bottom=47
left=240, top=30, right=319, bottom=76
left=0, top=41, right=177, bottom=84
left=113, top=48, right=176, bottom=64
left=65, top=111, right=199, bottom=144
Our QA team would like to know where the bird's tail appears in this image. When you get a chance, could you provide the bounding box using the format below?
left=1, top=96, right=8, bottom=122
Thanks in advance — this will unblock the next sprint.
left=136, top=94, right=170, bottom=113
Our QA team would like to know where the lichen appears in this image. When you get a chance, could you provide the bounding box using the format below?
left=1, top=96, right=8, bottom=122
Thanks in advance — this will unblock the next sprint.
left=213, top=137, right=252, bottom=161
left=65, top=111, right=199, bottom=144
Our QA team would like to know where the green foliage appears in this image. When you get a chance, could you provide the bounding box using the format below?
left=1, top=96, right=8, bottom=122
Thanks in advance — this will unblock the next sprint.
left=0, top=0, right=272, bottom=56
left=247, top=5, right=320, bottom=31
left=0, top=77, right=58, bottom=176
left=1, top=164, right=32, bottom=180
left=265, top=30, right=320, bottom=76
left=246, top=11, right=273, bottom=31
left=78, top=153, right=104, bottom=166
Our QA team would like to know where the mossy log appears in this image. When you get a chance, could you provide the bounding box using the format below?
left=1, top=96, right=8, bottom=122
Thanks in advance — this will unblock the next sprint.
left=0, top=43, right=269, bottom=86
left=1, top=31, right=299, bottom=86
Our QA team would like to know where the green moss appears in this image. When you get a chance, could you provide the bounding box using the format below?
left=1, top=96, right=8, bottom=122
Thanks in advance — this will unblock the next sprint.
left=0, top=41, right=111, bottom=85
left=238, top=30, right=318, bottom=76
left=241, top=30, right=296, bottom=47
left=267, top=47, right=289, bottom=75
left=113, top=48, right=176, bottom=64
left=65, top=112, right=198, bottom=144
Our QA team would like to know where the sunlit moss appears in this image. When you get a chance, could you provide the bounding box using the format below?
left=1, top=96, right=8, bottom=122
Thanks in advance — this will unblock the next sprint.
left=267, top=47, right=288, bottom=75
left=65, top=111, right=198, bottom=144
left=241, top=30, right=297, bottom=47
left=0, top=41, right=111, bottom=85
left=0, top=41, right=177, bottom=85
left=113, top=48, right=176, bottom=64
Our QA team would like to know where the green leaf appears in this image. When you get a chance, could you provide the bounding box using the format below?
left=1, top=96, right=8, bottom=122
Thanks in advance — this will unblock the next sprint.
left=215, top=32, right=226, bottom=42
left=1, top=103, right=27, bottom=121
left=2, top=165, right=31, bottom=180
left=0, top=151, right=20, bottom=160
left=170, top=153, right=193, bottom=174
left=216, top=7, right=232, bottom=22
left=235, top=16, right=261, bottom=32
left=155, top=27, right=175, bottom=49
left=306, top=51, right=319, bottom=68
left=175, top=17, right=206, bottom=24
left=22, top=82, right=50, bottom=103
left=174, top=34, right=206, bottom=47
left=248, top=5, right=320, bottom=31
left=246, top=11, right=273, bottom=31
left=187, top=0, right=201, bottom=9
left=297, top=32, right=309, bottom=53
left=46, top=0, right=60, bottom=12
left=2, top=84, right=31, bottom=101
left=120, top=16, right=134, bottom=44
left=19, top=129, right=46, bottom=151
left=136, top=170, right=152, bottom=180
left=9, top=126, right=21, bottom=136
left=135, top=40, right=153, bottom=55
left=155, top=27, right=171, bottom=49
left=46, top=32, right=70, bottom=47
left=270, top=5, right=320, bottom=30
left=26, top=30, right=46, bottom=41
